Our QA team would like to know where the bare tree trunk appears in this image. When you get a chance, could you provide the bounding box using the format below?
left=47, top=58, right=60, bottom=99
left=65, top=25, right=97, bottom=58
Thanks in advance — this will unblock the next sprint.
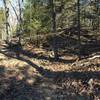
left=77, top=0, right=81, bottom=56
left=8, top=0, right=19, bottom=22
left=50, top=0, right=56, bottom=32
left=97, top=1, right=100, bottom=32
left=3, top=0, right=9, bottom=41
left=18, top=0, right=23, bottom=43
left=50, top=0, right=59, bottom=60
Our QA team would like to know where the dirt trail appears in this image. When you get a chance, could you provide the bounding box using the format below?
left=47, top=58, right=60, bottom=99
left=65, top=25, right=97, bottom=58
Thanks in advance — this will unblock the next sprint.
left=0, top=48, right=100, bottom=100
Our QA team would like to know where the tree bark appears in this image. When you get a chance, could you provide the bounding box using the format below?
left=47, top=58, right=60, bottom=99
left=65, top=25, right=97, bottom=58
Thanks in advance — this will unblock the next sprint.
left=3, top=0, right=9, bottom=41
left=50, top=0, right=59, bottom=60
left=77, top=0, right=81, bottom=56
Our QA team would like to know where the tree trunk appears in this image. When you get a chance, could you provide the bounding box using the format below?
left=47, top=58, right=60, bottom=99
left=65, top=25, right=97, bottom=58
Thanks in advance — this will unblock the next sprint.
left=50, top=0, right=59, bottom=60
left=77, top=0, right=81, bottom=56
left=3, top=0, right=9, bottom=41
left=18, top=0, right=22, bottom=42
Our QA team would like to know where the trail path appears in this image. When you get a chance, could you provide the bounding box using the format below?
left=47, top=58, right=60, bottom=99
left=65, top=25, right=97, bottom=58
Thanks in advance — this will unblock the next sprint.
left=0, top=44, right=100, bottom=100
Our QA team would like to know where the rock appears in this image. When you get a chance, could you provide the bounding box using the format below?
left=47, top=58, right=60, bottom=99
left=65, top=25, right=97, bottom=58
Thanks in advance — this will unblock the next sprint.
left=88, top=79, right=94, bottom=86
left=26, top=79, right=35, bottom=85
left=88, top=78, right=94, bottom=90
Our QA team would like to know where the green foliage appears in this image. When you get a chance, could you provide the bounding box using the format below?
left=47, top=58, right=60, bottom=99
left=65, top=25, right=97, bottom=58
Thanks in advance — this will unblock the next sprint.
left=22, top=0, right=100, bottom=48
left=23, top=0, right=51, bottom=37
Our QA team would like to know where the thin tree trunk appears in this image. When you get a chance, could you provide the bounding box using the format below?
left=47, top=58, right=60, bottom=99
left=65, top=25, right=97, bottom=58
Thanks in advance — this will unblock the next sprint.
left=50, top=0, right=59, bottom=60
left=8, top=0, right=19, bottom=22
left=77, top=0, right=81, bottom=56
left=97, top=1, right=100, bottom=31
left=3, top=0, right=9, bottom=41
left=18, top=0, right=23, bottom=43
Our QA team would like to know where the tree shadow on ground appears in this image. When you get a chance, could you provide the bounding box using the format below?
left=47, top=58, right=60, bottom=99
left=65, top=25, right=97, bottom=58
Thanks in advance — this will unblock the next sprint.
left=0, top=69, right=52, bottom=100
left=0, top=46, right=76, bottom=64
left=0, top=50, right=100, bottom=80
left=0, top=67, right=93, bottom=100
left=0, top=51, right=100, bottom=100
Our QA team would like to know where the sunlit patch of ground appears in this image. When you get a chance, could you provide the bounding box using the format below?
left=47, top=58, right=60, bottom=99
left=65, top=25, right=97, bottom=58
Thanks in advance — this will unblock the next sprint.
left=0, top=51, right=100, bottom=100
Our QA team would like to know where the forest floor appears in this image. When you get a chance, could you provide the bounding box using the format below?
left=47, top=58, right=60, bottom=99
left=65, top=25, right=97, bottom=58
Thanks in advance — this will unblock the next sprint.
left=0, top=44, right=100, bottom=100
